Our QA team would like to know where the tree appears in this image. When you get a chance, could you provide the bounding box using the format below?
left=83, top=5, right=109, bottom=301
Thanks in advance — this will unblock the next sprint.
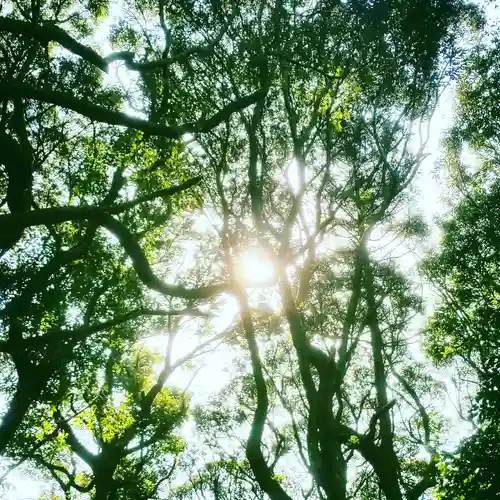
left=0, top=0, right=253, bottom=457
left=141, top=1, right=476, bottom=498
left=423, top=177, right=500, bottom=499
left=424, top=33, right=500, bottom=500
left=0, top=0, right=245, bottom=495
left=23, top=347, right=187, bottom=500
left=0, top=0, right=484, bottom=498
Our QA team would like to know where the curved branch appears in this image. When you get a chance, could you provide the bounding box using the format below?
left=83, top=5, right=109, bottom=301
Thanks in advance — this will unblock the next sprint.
left=100, top=214, right=230, bottom=299
left=54, top=410, right=97, bottom=468
left=0, top=176, right=201, bottom=233
left=237, top=288, right=293, bottom=500
left=125, top=10, right=237, bottom=72
left=0, top=13, right=235, bottom=75
left=0, top=16, right=108, bottom=71
left=0, top=83, right=265, bottom=138
left=35, top=455, right=95, bottom=493
left=406, top=460, right=437, bottom=500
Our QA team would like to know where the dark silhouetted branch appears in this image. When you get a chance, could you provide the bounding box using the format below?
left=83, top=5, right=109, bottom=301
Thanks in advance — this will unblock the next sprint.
left=0, top=83, right=265, bottom=138
left=0, top=16, right=109, bottom=71
left=54, top=410, right=97, bottom=467
left=0, top=176, right=201, bottom=233
left=99, top=214, right=230, bottom=300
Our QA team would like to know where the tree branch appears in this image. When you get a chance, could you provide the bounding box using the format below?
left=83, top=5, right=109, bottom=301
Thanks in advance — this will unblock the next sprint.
left=362, top=249, right=403, bottom=500
left=0, top=83, right=265, bottom=138
left=405, top=459, right=437, bottom=500
left=123, top=10, right=237, bottom=72
left=237, top=287, right=293, bottom=500
left=54, top=409, right=97, bottom=468
left=0, top=16, right=109, bottom=71
left=0, top=176, right=201, bottom=232
left=24, top=307, right=212, bottom=349
left=0, top=13, right=234, bottom=75
left=99, top=213, right=230, bottom=300
left=34, top=455, right=95, bottom=493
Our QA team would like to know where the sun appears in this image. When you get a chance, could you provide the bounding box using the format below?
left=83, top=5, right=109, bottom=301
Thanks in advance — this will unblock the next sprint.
left=235, top=247, right=276, bottom=286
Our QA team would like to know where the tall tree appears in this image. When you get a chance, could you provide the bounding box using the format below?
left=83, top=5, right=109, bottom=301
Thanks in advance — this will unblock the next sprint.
left=0, top=0, right=253, bottom=458
left=136, top=1, right=477, bottom=498
left=424, top=33, right=500, bottom=500
left=0, top=0, right=484, bottom=498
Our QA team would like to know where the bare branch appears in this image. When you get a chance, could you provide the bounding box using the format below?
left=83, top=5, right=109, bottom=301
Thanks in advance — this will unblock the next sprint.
left=53, top=409, right=97, bottom=468
left=126, top=10, right=237, bottom=72
left=99, top=213, right=231, bottom=300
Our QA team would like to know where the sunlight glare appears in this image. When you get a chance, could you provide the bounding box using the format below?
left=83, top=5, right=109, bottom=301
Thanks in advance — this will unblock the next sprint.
left=285, top=158, right=301, bottom=194
left=2, top=3, right=13, bottom=15
left=236, top=248, right=276, bottom=286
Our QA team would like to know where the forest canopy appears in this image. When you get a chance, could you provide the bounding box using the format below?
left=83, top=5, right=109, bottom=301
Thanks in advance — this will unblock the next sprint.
left=0, top=0, right=499, bottom=499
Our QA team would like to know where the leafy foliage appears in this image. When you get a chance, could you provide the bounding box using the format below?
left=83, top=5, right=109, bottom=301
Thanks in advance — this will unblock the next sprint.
left=0, top=0, right=494, bottom=499
left=424, top=31, right=500, bottom=500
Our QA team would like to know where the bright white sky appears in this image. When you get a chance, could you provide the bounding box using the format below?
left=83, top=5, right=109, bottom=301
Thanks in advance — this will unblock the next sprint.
left=2, top=1, right=500, bottom=499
